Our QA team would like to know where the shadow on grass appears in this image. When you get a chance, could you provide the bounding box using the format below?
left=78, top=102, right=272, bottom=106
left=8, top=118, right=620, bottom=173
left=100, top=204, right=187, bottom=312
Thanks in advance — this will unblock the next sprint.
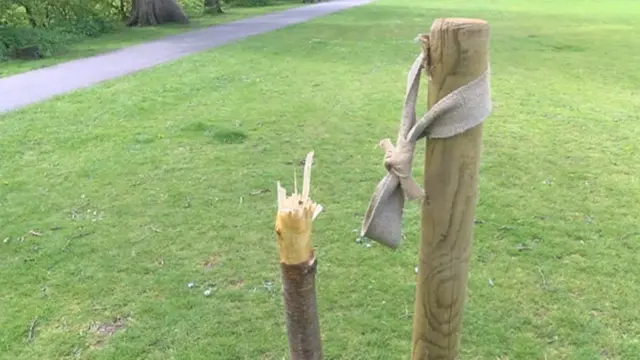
left=181, top=121, right=248, bottom=144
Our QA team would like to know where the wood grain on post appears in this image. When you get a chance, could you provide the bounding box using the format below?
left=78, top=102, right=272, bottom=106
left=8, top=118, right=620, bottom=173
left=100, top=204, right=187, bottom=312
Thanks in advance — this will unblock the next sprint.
left=411, top=18, right=490, bottom=360
left=275, top=152, right=324, bottom=360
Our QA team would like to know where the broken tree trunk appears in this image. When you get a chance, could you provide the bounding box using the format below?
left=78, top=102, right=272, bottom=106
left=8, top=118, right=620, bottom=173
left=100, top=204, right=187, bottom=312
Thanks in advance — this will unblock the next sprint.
left=274, top=152, right=323, bottom=360
left=127, top=0, right=189, bottom=27
left=411, top=18, right=490, bottom=360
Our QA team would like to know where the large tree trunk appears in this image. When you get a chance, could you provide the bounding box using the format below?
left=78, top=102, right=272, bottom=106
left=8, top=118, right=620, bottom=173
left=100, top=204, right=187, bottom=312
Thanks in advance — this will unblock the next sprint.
left=127, top=0, right=189, bottom=27
left=204, top=0, right=223, bottom=14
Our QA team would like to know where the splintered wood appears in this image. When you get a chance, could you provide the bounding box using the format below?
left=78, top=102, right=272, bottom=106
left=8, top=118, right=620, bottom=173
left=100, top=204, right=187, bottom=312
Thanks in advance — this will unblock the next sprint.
left=274, top=151, right=324, bottom=360
left=275, top=152, right=323, bottom=265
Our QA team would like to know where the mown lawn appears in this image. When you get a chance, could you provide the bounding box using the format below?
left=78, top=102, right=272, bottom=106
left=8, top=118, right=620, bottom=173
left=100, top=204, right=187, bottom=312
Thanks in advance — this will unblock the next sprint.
left=1, top=0, right=640, bottom=359
left=0, top=2, right=301, bottom=79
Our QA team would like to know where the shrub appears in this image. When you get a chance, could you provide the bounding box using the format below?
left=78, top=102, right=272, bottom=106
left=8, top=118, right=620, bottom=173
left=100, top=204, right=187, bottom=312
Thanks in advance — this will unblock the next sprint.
left=0, top=26, right=77, bottom=59
left=226, top=0, right=270, bottom=7
left=0, top=0, right=120, bottom=59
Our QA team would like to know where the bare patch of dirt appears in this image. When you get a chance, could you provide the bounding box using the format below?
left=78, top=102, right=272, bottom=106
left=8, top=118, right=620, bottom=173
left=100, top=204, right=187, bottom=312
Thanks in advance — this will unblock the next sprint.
left=88, top=315, right=129, bottom=349
left=229, top=279, right=245, bottom=289
left=200, top=254, right=220, bottom=270
left=95, top=317, right=126, bottom=336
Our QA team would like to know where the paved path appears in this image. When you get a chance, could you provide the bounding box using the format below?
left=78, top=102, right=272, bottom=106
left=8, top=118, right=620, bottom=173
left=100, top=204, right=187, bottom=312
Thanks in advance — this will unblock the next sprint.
left=0, top=0, right=372, bottom=114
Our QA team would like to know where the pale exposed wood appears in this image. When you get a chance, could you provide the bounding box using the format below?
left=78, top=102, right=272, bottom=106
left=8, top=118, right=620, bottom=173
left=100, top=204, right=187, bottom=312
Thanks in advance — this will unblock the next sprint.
left=411, top=18, right=490, bottom=360
left=302, top=152, right=313, bottom=201
left=275, top=152, right=322, bottom=265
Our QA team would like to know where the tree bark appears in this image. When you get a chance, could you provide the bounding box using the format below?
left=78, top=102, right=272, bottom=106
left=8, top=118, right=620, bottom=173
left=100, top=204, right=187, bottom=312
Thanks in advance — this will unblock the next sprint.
left=127, top=0, right=189, bottom=27
left=204, top=0, right=223, bottom=14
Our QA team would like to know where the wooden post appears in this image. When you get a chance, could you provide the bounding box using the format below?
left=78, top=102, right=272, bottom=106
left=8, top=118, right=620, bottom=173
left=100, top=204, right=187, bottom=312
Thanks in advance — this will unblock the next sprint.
left=411, top=18, right=490, bottom=360
left=275, top=152, right=324, bottom=360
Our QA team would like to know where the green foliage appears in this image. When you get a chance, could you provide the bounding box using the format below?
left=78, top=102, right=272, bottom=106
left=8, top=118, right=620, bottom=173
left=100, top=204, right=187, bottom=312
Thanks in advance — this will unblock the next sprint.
left=227, top=0, right=270, bottom=7
left=0, top=0, right=121, bottom=60
left=178, top=0, right=206, bottom=15
left=0, top=27, right=73, bottom=60
left=0, top=0, right=302, bottom=62
left=225, top=0, right=301, bottom=7
left=0, top=0, right=202, bottom=60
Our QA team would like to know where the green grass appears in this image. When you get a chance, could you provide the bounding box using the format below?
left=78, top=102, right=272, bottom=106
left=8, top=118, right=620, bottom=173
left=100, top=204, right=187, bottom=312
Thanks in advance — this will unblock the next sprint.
left=0, top=3, right=301, bottom=79
left=1, top=0, right=640, bottom=358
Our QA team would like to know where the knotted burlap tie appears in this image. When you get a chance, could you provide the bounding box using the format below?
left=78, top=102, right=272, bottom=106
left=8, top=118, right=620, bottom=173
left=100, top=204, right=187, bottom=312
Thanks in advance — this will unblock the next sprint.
left=360, top=42, right=492, bottom=249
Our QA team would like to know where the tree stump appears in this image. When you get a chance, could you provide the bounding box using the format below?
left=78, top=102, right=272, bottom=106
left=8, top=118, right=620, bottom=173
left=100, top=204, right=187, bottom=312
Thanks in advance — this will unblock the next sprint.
left=12, top=46, right=41, bottom=60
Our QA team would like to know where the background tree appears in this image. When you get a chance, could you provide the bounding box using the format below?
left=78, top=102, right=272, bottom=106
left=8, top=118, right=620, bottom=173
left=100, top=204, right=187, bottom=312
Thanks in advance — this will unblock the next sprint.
left=127, top=0, right=189, bottom=26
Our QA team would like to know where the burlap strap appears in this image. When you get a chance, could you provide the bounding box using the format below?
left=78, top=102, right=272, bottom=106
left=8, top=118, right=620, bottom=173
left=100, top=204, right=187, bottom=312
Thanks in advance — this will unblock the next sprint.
left=360, top=49, right=492, bottom=249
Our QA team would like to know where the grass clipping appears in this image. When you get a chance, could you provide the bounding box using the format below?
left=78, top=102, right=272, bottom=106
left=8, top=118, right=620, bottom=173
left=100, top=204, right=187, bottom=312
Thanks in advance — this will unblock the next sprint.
left=275, top=151, right=324, bottom=360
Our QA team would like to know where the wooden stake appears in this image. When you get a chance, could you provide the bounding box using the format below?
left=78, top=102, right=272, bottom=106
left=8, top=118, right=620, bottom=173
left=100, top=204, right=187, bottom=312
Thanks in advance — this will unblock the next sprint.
left=275, top=152, right=323, bottom=360
left=411, top=18, right=490, bottom=360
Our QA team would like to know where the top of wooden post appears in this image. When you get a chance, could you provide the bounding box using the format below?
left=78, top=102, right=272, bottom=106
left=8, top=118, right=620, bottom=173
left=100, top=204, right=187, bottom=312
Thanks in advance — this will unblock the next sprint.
left=424, top=18, right=490, bottom=107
